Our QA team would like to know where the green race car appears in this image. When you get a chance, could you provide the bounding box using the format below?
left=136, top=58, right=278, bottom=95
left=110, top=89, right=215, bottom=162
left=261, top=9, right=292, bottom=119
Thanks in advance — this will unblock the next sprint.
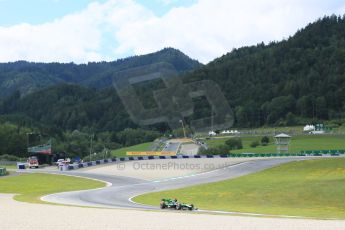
left=160, top=198, right=197, bottom=211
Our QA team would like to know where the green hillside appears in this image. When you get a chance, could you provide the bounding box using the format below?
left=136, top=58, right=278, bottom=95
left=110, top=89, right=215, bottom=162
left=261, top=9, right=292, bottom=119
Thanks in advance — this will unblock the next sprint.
left=183, top=15, right=345, bottom=127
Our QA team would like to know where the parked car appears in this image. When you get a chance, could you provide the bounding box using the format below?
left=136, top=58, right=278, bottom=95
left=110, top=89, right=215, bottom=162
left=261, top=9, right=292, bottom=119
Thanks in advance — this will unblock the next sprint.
left=55, top=159, right=65, bottom=166
left=27, top=156, right=39, bottom=169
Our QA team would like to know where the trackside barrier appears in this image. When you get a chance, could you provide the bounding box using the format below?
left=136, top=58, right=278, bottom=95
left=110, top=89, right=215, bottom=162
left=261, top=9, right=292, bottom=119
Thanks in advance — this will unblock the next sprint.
left=300, top=150, right=345, bottom=155
left=66, top=150, right=344, bottom=171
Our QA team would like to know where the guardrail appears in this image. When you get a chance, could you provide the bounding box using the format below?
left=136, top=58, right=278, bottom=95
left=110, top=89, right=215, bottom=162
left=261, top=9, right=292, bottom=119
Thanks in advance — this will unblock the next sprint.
left=300, top=150, right=345, bottom=154
left=0, top=160, right=16, bottom=165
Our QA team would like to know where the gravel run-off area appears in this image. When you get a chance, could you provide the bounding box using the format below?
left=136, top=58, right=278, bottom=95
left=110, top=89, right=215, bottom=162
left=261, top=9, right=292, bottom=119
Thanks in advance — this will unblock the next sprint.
left=1, top=194, right=345, bottom=230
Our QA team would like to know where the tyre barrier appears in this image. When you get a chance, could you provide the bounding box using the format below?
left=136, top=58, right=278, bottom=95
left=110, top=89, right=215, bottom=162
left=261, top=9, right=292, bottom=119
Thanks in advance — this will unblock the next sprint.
left=66, top=151, right=344, bottom=171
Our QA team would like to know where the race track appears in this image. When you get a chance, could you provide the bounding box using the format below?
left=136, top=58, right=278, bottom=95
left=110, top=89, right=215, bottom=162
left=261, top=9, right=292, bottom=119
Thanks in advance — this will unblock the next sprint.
left=42, top=157, right=311, bottom=212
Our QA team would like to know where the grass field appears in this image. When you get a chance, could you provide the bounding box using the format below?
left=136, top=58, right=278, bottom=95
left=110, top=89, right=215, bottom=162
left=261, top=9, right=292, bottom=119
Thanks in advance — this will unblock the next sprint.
left=205, top=135, right=345, bottom=154
left=133, top=158, right=345, bottom=219
left=111, top=142, right=152, bottom=157
left=0, top=173, right=105, bottom=203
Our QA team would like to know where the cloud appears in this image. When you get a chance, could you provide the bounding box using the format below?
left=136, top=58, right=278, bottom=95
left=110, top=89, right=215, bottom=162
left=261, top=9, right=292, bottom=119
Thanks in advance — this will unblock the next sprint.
left=156, top=0, right=176, bottom=5
left=0, top=0, right=152, bottom=63
left=156, top=0, right=183, bottom=5
left=0, top=0, right=344, bottom=63
left=117, top=0, right=345, bottom=63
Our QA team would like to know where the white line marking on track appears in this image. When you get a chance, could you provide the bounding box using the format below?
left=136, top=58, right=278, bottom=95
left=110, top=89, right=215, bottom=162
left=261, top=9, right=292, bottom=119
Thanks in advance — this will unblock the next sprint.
left=40, top=173, right=112, bottom=203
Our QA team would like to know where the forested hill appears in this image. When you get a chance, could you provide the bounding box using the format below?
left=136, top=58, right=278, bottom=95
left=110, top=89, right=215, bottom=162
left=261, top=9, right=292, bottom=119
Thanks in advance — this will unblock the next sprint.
left=183, top=15, right=345, bottom=127
left=0, top=48, right=201, bottom=98
left=0, top=84, right=134, bottom=133
left=1, top=15, right=345, bottom=134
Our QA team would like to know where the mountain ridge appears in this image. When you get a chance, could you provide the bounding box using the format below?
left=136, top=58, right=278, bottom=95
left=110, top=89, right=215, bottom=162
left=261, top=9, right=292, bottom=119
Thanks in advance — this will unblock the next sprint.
left=0, top=47, right=201, bottom=98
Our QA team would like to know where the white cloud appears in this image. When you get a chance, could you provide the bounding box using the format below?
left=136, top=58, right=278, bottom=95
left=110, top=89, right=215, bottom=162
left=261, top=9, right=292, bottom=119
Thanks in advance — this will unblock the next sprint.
left=0, top=0, right=344, bottom=63
left=117, top=0, right=345, bottom=63
left=156, top=0, right=180, bottom=5
left=0, top=0, right=152, bottom=63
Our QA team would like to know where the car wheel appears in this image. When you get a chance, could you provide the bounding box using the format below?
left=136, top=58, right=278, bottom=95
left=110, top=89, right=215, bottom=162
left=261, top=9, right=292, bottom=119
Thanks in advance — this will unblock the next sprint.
left=176, top=203, right=182, bottom=210
left=160, top=202, right=166, bottom=209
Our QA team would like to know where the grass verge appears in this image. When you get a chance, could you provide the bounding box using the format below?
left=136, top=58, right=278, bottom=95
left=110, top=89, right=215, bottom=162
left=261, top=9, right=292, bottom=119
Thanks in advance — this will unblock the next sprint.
left=0, top=173, right=105, bottom=203
left=205, top=135, right=345, bottom=153
left=111, top=142, right=152, bottom=157
left=133, top=158, right=345, bottom=219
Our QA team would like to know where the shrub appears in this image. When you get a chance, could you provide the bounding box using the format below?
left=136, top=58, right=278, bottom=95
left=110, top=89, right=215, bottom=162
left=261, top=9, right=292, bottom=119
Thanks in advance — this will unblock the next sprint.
left=261, top=136, right=270, bottom=146
left=198, top=145, right=230, bottom=155
left=225, top=138, right=243, bottom=150
left=250, top=141, right=260, bottom=148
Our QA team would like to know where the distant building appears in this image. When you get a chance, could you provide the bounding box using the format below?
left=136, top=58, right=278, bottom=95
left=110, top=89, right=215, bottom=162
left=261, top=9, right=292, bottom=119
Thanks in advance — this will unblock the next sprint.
left=303, top=124, right=327, bottom=134
left=303, top=124, right=315, bottom=132
left=208, top=131, right=216, bottom=136
left=220, top=130, right=239, bottom=134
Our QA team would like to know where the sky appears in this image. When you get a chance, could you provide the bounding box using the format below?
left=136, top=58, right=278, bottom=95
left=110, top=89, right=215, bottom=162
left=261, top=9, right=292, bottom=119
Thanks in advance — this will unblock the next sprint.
left=0, top=0, right=344, bottom=64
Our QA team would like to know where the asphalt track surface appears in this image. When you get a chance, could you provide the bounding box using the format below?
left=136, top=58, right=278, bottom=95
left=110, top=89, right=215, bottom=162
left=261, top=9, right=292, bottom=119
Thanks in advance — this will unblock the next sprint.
left=41, top=157, right=312, bottom=212
left=162, top=142, right=180, bottom=152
